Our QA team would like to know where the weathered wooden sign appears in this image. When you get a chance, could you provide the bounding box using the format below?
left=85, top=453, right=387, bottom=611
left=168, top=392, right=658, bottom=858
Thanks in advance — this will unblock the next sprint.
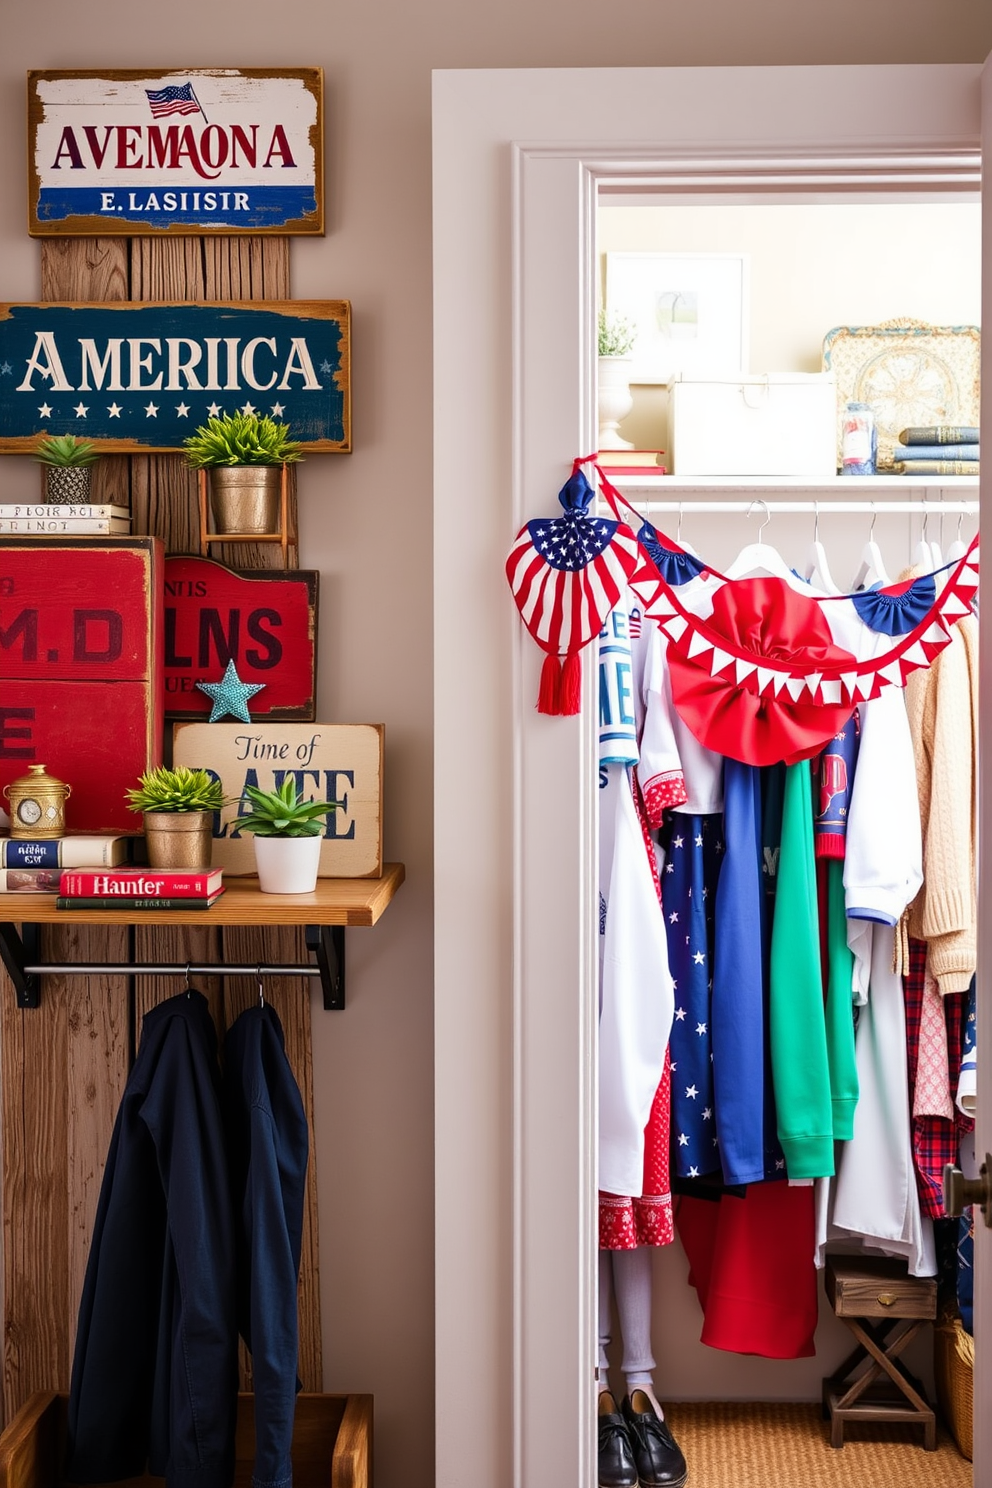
left=0, top=538, right=163, bottom=833
left=29, top=69, right=323, bottom=236
left=0, top=300, right=350, bottom=453
left=164, top=556, right=317, bottom=720
left=173, top=722, right=383, bottom=878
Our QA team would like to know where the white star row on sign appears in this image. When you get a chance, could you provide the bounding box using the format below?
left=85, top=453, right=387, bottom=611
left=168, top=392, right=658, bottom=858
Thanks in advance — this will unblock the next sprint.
left=37, top=400, right=289, bottom=422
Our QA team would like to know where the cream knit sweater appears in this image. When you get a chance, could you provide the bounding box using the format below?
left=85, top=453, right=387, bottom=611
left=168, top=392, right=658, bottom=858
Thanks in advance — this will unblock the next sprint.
left=897, top=604, right=978, bottom=994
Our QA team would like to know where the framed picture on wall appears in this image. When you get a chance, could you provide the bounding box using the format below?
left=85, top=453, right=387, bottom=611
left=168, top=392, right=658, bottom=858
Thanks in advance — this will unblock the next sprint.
left=605, top=252, right=750, bottom=384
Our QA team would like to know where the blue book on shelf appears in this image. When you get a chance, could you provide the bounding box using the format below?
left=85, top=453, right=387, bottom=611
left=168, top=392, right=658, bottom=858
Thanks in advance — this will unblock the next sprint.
left=892, top=443, right=979, bottom=462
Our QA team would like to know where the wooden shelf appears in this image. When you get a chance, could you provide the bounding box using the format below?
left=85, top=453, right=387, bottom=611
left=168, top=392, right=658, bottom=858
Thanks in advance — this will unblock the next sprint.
left=0, top=863, right=405, bottom=929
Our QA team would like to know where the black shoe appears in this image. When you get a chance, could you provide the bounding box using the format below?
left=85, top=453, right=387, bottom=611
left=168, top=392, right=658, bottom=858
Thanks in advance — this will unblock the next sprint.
left=621, top=1391, right=688, bottom=1488
left=598, top=1391, right=638, bottom=1488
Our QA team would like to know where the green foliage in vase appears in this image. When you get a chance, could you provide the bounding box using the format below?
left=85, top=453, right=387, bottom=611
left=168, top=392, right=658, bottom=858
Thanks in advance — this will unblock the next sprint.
left=32, top=434, right=100, bottom=467
left=235, top=778, right=339, bottom=838
left=597, top=309, right=637, bottom=358
left=183, top=410, right=304, bottom=468
left=126, top=766, right=227, bottom=815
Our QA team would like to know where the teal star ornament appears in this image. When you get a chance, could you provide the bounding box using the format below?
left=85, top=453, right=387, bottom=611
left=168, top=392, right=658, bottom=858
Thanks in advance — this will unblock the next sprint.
left=196, top=660, right=266, bottom=722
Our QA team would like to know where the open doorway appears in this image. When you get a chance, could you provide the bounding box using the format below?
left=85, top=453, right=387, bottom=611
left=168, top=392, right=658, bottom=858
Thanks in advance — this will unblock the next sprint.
left=592, top=187, right=979, bottom=1484
left=432, top=61, right=989, bottom=1488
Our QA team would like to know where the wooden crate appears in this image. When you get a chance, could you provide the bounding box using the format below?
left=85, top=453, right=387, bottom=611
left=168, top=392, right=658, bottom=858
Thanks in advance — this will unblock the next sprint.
left=0, top=1391, right=372, bottom=1488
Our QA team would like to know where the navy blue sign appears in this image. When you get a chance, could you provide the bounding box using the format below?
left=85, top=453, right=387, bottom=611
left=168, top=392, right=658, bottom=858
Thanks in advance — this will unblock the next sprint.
left=0, top=301, right=350, bottom=453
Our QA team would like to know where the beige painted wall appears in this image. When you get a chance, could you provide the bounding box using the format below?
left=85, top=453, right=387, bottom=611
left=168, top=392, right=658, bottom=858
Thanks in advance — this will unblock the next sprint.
left=599, top=200, right=983, bottom=450
left=1, top=10, right=990, bottom=1488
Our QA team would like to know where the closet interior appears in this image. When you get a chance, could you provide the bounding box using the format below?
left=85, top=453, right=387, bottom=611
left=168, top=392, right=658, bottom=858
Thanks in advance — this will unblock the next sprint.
left=592, top=189, right=981, bottom=1484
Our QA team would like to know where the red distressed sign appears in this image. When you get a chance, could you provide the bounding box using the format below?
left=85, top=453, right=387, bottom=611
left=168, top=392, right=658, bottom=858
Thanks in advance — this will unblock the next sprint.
left=0, top=538, right=163, bottom=833
left=164, top=556, right=317, bottom=721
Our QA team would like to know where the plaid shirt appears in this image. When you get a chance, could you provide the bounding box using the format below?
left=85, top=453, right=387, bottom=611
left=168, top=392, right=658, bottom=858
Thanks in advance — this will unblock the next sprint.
left=904, top=938, right=974, bottom=1218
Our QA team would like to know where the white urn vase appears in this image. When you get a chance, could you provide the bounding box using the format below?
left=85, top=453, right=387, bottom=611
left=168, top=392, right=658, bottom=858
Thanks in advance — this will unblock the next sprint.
left=597, top=356, right=634, bottom=450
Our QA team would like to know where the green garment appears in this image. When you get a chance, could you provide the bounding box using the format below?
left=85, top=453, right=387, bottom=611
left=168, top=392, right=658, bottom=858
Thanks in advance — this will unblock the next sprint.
left=825, top=857, right=859, bottom=1140
left=769, top=761, right=834, bottom=1179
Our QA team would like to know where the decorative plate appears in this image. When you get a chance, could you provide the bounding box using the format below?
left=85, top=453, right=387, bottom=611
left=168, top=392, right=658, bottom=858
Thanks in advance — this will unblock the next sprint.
left=822, top=319, right=980, bottom=471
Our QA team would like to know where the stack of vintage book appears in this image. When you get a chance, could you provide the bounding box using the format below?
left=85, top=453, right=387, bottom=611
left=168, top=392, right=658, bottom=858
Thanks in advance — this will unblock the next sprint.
left=893, top=426, right=979, bottom=477
left=56, top=865, right=225, bottom=910
left=0, top=503, right=131, bottom=535
left=0, top=833, right=131, bottom=894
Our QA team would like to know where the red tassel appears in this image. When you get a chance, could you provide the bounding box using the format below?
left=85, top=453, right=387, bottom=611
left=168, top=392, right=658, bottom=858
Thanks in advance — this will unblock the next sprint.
left=559, top=652, right=582, bottom=715
left=538, top=653, right=562, bottom=714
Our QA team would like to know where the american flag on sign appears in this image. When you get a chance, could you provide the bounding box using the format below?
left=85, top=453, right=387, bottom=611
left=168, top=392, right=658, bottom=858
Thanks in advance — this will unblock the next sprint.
left=145, top=83, right=203, bottom=118
left=505, top=463, right=639, bottom=714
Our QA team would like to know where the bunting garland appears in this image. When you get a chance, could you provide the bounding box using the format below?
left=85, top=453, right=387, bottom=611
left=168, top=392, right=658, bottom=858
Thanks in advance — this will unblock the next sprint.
left=506, top=456, right=980, bottom=761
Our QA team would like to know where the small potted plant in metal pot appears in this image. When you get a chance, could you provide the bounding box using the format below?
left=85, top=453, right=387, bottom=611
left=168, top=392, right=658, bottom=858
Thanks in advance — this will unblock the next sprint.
left=126, top=766, right=226, bottom=870
left=183, top=410, right=303, bottom=535
left=235, top=777, right=339, bottom=893
left=33, top=434, right=100, bottom=504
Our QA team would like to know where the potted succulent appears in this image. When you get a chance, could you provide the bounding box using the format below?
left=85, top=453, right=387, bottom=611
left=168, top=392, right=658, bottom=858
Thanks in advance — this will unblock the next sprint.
left=234, top=777, right=339, bottom=893
left=33, top=434, right=100, bottom=504
left=126, top=766, right=226, bottom=870
left=183, top=410, right=303, bottom=535
left=597, top=308, right=638, bottom=451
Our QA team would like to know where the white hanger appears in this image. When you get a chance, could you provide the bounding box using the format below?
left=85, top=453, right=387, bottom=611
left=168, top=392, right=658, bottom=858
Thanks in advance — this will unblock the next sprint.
left=851, top=502, right=891, bottom=590
left=677, top=502, right=700, bottom=558
left=947, top=510, right=968, bottom=563
left=912, top=506, right=936, bottom=573
left=804, top=502, right=840, bottom=594
left=929, top=496, right=944, bottom=570
left=726, top=500, right=798, bottom=581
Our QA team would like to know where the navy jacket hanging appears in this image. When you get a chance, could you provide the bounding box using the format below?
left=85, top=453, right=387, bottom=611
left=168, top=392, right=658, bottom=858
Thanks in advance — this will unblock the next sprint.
left=66, top=991, right=239, bottom=1488
left=223, top=1004, right=309, bottom=1488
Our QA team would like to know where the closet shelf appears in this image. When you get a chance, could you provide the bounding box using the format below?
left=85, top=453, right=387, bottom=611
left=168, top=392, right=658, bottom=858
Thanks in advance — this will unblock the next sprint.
left=610, top=474, right=979, bottom=493
left=0, top=864, right=405, bottom=1013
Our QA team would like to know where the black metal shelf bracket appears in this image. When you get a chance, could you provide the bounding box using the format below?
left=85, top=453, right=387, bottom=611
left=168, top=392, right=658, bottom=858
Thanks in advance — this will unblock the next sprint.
left=0, top=921, right=347, bottom=1010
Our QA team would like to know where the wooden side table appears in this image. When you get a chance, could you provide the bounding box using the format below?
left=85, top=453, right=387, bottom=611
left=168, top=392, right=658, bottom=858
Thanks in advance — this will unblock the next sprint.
left=822, top=1255, right=938, bottom=1450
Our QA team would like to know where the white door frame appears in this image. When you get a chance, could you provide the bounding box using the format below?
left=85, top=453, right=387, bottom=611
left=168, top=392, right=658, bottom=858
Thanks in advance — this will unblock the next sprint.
left=433, top=63, right=987, bottom=1488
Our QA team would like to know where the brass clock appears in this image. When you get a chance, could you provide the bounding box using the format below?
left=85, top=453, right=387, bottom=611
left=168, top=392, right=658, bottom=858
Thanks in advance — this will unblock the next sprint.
left=3, top=763, right=72, bottom=839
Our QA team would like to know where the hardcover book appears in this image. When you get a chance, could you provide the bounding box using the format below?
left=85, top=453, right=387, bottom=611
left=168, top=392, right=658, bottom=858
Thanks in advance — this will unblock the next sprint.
left=0, top=518, right=131, bottom=534
left=892, top=444, right=979, bottom=463
left=55, top=890, right=226, bottom=911
left=899, top=426, right=980, bottom=446
left=0, top=867, right=60, bottom=892
left=0, top=505, right=130, bottom=519
left=0, top=835, right=130, bottom=868
left=60, top=866, right=223, bottom=898
left=893, top=460, right=979, bottom=477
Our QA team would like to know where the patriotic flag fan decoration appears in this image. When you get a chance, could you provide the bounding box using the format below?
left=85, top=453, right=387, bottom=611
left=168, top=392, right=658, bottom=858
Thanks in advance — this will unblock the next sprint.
left=505, top=461, right=639, bottom=714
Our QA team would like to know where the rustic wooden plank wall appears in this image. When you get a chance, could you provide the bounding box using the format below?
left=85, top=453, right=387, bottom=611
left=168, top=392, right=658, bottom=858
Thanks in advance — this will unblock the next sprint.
left=0, top=233, right=320, bottom=1425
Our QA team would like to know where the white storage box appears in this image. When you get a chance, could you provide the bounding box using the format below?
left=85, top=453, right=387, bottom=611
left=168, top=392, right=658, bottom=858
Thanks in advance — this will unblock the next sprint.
left=667, top=372, right=837, bottom=477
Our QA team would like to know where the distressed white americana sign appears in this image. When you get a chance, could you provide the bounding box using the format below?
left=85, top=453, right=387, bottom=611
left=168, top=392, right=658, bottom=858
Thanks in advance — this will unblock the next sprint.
left=0, top=301, right=350, bottom=452
left=28, top=69, right=323, bottom=235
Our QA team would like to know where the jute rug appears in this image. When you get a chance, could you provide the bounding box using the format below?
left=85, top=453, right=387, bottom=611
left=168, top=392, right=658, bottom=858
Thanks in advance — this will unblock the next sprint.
left=662, top=1402, right=971, bottom=1487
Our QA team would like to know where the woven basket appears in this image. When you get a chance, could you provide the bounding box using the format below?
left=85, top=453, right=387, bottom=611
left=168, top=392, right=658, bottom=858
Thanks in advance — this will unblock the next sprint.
left=934, top=1310, right=973, bottom=1460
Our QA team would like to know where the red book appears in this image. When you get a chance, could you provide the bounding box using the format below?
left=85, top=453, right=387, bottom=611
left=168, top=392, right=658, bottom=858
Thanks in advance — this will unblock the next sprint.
left=60, top=866, right=223, bottom=898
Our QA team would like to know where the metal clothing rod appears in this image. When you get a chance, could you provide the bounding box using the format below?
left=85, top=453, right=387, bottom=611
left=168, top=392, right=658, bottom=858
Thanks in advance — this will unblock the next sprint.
left=601, top=500, right=980, bottom=515
left=21, top=962, right=321, bottom=978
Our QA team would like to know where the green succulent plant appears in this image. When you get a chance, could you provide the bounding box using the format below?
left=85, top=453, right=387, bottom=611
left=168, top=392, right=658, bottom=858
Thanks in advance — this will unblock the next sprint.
left=235, top=777, right=339, bottom=838
left=183, top=411, right=304, bottom=468
left=126, top=766, right=227, bottom=815
left=597, top=308, right=637, bottom=358
left=32, top=434, right=100, bottom=467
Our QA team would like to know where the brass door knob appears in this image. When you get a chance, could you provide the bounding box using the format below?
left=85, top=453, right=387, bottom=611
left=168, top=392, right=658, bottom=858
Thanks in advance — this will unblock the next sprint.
left=943, top=1156, right=992, bottom=1228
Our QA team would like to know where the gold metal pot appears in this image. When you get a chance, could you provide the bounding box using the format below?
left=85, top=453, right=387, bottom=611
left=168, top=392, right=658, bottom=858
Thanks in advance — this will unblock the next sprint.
left=4, top=763, right=72, bottom=839
left=209, top=466, right=282, bottom=534
left=143, top=810, right=214, bottom=869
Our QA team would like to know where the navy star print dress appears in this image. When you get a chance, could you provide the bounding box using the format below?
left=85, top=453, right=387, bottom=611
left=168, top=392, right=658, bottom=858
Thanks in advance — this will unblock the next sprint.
left=658, top=813, right=724, bottom=1179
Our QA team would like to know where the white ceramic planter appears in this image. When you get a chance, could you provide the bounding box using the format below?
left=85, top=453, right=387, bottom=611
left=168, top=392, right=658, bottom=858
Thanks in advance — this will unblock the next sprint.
left=253, top=834, right=322, bottom=893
